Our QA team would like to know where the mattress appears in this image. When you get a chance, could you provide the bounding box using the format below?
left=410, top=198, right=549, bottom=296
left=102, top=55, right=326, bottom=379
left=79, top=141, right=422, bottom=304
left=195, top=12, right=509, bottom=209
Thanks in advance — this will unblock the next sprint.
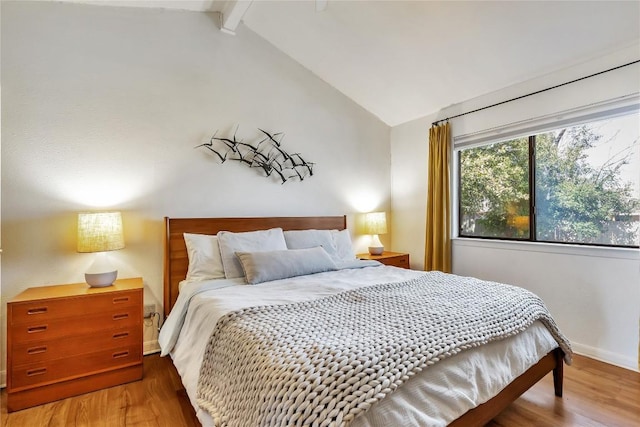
left=159, top=266, right=558, bottom=427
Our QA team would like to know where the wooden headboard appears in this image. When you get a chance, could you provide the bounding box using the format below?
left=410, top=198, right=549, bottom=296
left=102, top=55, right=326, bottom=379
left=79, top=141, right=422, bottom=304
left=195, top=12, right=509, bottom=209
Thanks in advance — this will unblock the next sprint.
left=163, top=216, right=347, bottom=316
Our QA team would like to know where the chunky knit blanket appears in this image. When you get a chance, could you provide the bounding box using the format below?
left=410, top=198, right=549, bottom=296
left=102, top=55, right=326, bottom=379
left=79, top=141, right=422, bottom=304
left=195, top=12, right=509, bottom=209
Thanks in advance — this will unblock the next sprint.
left=196, top=271, right=572, bottom=427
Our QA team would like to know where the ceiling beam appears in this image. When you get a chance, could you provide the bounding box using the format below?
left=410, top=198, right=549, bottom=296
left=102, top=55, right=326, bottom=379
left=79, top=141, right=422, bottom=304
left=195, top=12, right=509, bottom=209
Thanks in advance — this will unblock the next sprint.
left=220, top=0, right=253, bottom=35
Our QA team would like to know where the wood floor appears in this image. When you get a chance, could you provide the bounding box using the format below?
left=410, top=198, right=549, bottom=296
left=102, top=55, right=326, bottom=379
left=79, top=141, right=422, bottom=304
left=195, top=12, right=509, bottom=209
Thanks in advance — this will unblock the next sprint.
left=1, top=353, right=638, bottom=427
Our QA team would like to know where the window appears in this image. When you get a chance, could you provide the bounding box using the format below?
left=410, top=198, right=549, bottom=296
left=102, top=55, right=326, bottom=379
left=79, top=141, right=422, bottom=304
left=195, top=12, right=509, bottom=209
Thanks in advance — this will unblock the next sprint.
left=458, top=110, right=640, bottom=247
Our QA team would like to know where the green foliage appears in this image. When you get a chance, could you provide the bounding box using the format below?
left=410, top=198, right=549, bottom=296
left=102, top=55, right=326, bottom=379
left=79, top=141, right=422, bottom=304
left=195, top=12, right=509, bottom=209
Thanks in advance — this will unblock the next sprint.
left=460, top=123, right=639, bottom=246
left=535, top=126, right=639, bottom=245
left=460, top=138, right=529, bottom=238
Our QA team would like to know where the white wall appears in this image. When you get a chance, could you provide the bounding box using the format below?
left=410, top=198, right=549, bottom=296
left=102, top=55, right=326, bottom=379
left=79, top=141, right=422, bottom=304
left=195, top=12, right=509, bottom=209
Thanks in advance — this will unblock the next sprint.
left=0, top=1, right=391, bottom=385
left=390, top=44, right=640, bottom=371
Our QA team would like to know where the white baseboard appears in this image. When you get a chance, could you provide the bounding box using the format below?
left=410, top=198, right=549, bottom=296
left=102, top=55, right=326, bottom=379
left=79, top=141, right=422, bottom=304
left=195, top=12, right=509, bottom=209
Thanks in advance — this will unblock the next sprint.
left=572, top=342, right=639, bottom=372
left=0, top=369, right=5, bottom=389
left=144, top=339, right=161, bottom=355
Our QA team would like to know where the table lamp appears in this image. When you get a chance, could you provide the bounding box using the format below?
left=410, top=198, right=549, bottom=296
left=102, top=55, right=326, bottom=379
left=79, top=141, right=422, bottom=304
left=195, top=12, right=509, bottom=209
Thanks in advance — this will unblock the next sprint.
left=77, top=212, right=125, bottom=287
left=363, top=212, right=387, bottom=255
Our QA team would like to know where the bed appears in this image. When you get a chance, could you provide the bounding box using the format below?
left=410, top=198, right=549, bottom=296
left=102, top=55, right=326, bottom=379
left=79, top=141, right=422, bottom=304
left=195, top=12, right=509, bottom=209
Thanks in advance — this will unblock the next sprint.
left=161, top=216, right=570, bottom=427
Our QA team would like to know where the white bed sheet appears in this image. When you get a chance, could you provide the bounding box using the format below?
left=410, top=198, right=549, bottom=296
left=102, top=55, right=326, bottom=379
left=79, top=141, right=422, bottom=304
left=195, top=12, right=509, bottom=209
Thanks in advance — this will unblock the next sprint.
left=161, top=266, right=558, bottom=427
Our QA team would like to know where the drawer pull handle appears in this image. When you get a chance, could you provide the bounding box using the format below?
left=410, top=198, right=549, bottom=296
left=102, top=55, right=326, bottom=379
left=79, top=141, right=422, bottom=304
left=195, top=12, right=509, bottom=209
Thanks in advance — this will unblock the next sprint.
left=27, top=346, right=48, bottom=355
left=113, top=332, right=129, bottom=339
left=113, top=297, right=130, bottom=304
left=113, top=351, right=129, bottom=359
left=26, top=368, right=47, bottom=377
left=27, top=325, right=47, bottom=333
left=27, top=307, right=48, bottom=315
left=113, top=313, right=129, bottom=321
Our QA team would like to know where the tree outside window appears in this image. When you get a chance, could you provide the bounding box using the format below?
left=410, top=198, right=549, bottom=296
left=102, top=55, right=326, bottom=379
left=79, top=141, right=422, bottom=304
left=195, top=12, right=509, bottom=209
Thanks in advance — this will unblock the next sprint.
left=459, top=111, right=640, bottom=247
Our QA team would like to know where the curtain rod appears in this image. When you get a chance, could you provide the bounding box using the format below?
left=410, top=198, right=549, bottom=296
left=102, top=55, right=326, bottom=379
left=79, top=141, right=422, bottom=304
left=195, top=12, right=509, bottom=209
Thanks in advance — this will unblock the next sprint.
left=431, top=59, right=640, bottom=127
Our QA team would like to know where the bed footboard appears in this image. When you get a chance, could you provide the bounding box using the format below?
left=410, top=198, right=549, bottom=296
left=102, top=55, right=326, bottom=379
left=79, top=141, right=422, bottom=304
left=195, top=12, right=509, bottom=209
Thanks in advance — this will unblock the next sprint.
left=448, top=347, right=564, bottom=427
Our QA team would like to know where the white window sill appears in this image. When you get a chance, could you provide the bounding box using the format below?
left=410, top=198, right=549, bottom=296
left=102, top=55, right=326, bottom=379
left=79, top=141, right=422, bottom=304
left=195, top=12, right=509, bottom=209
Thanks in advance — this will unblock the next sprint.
left=452, top=237, right=640, bottom=260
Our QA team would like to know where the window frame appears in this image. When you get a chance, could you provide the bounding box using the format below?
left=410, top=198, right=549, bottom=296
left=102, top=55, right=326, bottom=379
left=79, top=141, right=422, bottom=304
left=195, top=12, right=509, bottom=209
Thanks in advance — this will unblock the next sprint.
left=455, top=106, right=640, bottom=249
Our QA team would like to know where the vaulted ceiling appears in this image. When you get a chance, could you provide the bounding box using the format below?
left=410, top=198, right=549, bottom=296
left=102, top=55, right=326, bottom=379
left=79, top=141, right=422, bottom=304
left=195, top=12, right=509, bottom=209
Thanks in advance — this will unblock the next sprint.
left=51, top=1, right=640, bottom=126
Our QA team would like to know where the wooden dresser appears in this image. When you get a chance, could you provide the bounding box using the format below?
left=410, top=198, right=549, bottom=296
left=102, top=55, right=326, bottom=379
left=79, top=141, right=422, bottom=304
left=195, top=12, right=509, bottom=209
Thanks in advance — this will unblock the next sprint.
left=6, top=277, right=143, bottom=412
left=357, top=251, right=410, bottom=268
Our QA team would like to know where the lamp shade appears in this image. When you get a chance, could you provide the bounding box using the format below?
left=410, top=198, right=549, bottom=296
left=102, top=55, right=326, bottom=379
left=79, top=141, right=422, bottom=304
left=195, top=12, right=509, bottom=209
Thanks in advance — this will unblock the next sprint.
left=77, top=212, right=125, bottom=253
left=363, top=212, right=387, bottom=235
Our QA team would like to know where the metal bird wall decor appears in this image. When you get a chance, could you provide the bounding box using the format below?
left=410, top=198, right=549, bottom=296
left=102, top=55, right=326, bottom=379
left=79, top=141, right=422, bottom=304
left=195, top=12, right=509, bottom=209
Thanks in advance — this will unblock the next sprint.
left=196, top=126, right=315, bottom=184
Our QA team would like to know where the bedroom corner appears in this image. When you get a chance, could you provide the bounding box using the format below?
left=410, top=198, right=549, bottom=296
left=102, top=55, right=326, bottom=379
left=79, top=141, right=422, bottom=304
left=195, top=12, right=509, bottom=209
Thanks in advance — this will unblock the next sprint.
left=391, top=43, right=640, bottom=372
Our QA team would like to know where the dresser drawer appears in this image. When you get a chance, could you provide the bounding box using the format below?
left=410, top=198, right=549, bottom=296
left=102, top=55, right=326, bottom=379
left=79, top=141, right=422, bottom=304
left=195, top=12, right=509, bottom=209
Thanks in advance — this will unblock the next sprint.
left=382, top=255, right=410, bottom=268
left=11, top=326, right=142, bottom=365
left=7, top=278, right=144, bottom=411
left=10, top=290, right=141, bottom=326
left=10, top=306, right=141, bottom=344
left=10, top=345, right=142, bottom=391
left=357, top=252, right=410, bottom=269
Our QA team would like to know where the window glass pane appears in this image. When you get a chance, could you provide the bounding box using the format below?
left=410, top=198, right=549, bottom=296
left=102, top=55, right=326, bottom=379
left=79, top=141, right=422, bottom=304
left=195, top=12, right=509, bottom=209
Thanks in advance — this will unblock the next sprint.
left=459, top=138, right=530, bottom=238
left=535, top=112, right=640, bottom=246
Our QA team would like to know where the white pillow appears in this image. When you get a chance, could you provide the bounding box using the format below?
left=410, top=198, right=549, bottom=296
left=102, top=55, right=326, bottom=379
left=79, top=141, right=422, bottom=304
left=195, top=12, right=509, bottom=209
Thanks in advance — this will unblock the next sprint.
left=236, top=247, right=337, bottom=285
left=331, top=229, right=356, bottom=261
left=217, top=228, right=287, bottom=279
left=183, top=233, right=225, bottom=282
left=283, top=230, right=338, bottom=260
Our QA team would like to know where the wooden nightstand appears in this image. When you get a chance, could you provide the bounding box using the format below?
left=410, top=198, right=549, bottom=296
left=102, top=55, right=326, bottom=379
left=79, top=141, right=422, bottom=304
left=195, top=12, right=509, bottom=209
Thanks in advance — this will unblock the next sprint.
left=7, top=277, right=144, bottom=412
left=358, top=251, right=410, bottom=269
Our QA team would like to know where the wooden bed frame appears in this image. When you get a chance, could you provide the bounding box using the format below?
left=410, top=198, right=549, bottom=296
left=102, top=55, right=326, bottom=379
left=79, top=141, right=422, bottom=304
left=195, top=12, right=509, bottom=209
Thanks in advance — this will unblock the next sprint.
left=163, top=216, right=347, bottom=316
left=163, top=215, right=565, bottom=427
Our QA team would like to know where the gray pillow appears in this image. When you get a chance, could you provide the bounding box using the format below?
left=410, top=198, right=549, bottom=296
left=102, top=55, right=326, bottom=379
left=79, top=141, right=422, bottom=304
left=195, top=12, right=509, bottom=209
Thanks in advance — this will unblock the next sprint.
left=235, top=247, right=338, bottom=285
left=217, top=228, right=287, bottom=279
left=331, top=229, right=356, bottom=261
left=283, top=229, right=339, bottom=260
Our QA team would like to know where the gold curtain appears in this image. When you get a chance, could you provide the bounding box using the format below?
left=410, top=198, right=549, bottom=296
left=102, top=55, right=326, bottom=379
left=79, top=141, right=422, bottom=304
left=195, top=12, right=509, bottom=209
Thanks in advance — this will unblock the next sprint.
left=425, top=122, right=451, bottom=272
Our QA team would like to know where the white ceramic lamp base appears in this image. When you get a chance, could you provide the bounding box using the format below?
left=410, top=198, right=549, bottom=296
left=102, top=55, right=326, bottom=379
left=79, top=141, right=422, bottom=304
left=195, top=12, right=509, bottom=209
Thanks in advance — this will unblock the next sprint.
left=85, top=252, right=118, bottom=287
left=85, top=271, right=118, bottom=287
left=368, top=234, right=384, bottom=255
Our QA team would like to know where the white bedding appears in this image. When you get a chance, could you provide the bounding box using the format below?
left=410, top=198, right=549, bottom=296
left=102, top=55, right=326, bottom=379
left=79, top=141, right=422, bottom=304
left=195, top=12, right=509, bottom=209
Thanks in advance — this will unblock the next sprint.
left=160, top=266, right=558, bottom=427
